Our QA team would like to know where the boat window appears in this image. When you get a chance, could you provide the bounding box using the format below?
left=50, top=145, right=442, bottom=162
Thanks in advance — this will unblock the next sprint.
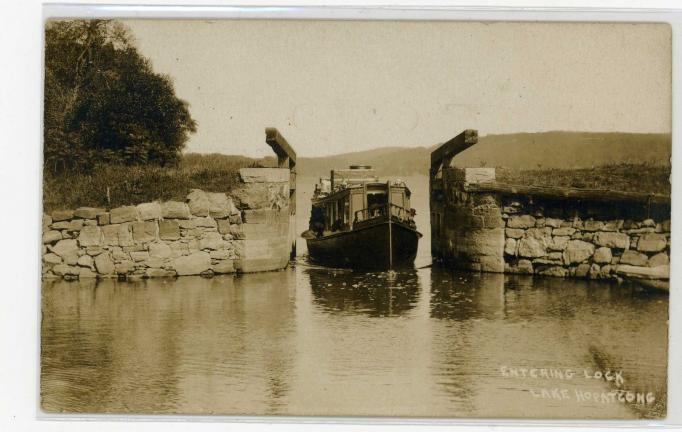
left=391, top=190, right=404, bottom=208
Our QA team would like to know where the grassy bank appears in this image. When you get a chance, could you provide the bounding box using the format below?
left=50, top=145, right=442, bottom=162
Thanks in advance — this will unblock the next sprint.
left=42, top=153, right=273, bottom=213
left=495, top=163, right=671, bottom=196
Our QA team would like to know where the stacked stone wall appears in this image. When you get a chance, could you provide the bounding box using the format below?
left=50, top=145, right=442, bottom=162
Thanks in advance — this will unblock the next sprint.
left=501, top=199, right=670, bottom=280
left=41, top=168, right=293, bottom=280
left=431, top=167, right=671, bottom=280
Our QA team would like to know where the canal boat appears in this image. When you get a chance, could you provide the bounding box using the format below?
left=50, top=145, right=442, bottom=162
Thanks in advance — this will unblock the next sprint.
left=302, top=166, right=422, bottom=269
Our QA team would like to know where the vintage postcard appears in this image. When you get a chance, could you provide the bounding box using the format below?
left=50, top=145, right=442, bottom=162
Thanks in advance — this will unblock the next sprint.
left=40, top=18, right=670, bottom=419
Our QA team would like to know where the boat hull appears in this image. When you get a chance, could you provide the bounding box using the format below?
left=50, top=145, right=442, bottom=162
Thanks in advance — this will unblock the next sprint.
left=306, top=220, right=421, bottom=269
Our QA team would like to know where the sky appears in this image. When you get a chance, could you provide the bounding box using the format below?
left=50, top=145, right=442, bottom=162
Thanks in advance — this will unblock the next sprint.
left=122, top=19, right=671, bottom=158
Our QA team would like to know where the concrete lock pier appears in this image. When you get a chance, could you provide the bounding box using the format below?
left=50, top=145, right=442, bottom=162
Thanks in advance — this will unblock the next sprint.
left=429, top=130, right=671, bottom=285
left=41, top=128, right=297, bottom=280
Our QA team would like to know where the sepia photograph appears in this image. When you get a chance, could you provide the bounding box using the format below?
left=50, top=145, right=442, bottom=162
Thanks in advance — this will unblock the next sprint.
left=39, top=18, right=671, bottom=419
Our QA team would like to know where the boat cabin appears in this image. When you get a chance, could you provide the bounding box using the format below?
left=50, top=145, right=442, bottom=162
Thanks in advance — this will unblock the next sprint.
left=309, top=166, right=415, bottom=237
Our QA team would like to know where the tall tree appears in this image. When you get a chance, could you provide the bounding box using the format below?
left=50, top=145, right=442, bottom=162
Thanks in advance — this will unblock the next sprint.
left=44, top=20, right=197, bottom=172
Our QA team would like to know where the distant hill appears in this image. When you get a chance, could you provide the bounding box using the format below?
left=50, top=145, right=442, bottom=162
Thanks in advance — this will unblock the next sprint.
left=296, top=131, right=671, bottom=178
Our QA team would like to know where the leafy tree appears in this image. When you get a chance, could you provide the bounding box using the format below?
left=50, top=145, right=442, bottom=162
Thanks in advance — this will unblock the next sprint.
left=44, top=20, right=197, bottom=173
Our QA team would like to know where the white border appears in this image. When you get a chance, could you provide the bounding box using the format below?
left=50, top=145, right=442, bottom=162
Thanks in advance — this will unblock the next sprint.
left=1, top=1, right=680, bottom=431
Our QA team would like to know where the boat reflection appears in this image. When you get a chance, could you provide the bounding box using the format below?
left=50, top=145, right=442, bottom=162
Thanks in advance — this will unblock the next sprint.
left=304, top=266, right=421, bottom=317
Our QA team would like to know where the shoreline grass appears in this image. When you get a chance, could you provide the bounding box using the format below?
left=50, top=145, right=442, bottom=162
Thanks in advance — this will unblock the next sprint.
left=495, top=163, right=671, bottom=196
left=42, top=153, right=273, bottom=213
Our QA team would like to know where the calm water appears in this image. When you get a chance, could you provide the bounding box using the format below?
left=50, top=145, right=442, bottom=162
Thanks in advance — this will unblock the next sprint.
left=41, top=176, right=669, bottom=419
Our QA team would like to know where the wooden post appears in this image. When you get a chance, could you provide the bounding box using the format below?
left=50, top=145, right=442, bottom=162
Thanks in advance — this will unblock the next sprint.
left=265, top=127, right=298, bottom=259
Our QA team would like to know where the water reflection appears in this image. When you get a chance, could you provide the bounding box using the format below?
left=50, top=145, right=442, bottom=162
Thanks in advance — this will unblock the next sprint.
left=41, top=263, right=668, bottom=419
left=306, top=267, right=420, bottom=317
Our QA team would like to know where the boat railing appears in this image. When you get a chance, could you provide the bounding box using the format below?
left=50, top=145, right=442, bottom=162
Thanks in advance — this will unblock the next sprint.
left=353, top=203, right=412, bottom=225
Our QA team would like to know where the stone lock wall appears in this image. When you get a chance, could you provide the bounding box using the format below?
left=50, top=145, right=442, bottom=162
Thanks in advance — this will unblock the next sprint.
left=41, top=168, right=292, bottom=280
left=501, top=203, right=670, bottom=280
left=431, top=167, right=671, bottom=280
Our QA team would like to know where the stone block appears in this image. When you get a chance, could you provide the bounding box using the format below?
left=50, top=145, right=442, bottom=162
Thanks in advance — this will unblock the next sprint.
left=158, top=220, right=181, bottom=240
left=145, top=268, right=176, bottom=278
left=210, top=250, right=231, bottom=260
left=52, top=264, right=80, bottom=276
left=593, top=232, right=630, bottom=249
left=102, top=223, right=132, bottom=246
left=217, top=219, right=231, bottom=235
left=115, top=260, right=135, bottom=274
left=50, top=239, right=78, bottom=258
left=187, top=189, right=210, bottom=217
left=173, top=252, right=211, bottom=276
left=51, top=221, right=71, bottom=230
left=547, top=235, right=569, bottom=251
left=545, top=218, right=563, bottom=228
left=593, top=247, right=613, bottom=264
left=206, top=192, right=236, bottom=218
left=620, top=250, right=648, bottom=266
left=212, top=260, right=235, bottom=274
left=547, top=251, right=564, bottom=262
left=68, top=219, right=84, bottom=231
left=97, top=212, right=110, bottom=225
left=194, top=217, right=217, bottom=228
left=144, top=257, right=164, bottom=268
left=51, top=210, right=74, bottom=222
left=647, top=252, right=669, bottom=267
left=575, top=263, right=591, bottom=278
left=79, top=267, right=98, bottom=279
left=505, top=228, right=525, bottom=239
left=602, top=220, right=624, bottom=232
left=148, top=242, right=172, bottom=259
left=137, top=202, right=162, bottom=221
left=504, top=238, right=517, bottom=256
left=239, top=167, right=289, bottom=183
left=198, top=232, right=226, bottom=251
left=583, top=220, right=604, bottom=232
left=537, top=266, right=568, bottom=278
left=637, top=234, right=667, bottom=252
left=162, top=201, right=191, bottom=219
left=43, top=253, right=62, bottom=264
left=130, top=251, right=149, bottom=262
left=517, top=237, right=546, bottom=258
left=507, top=215, right=536, bottom=229
left=94, top=253, right=115, bottom=275
left=77, top=255, right=93, bottom=268
left=170, top=242, right=190, bottom=257
left=43, top=230, right=62, bottom=244
left=132, top=221, right=158, bottom=243
left=63, top=252, right=79, bottom=266
left=74, top=207, right=104, bottom=219
left=42, top=214, right=52, bottom=228
left=234, top=257, right=289, bottom=273
left=563, top=240, right=594, bottom=264
left=553, top=227, right=576, bottom=236
left=641, top=219, right=656, bottom=227
left=78, top=226, right=102, bottom=247
left=662, top=220, right=671, bottom=232
left=229, top=223, right=245, bottom=239
left=229, top=213, right=243, bottom=225
left=111, top=247, right=130, bottom=261
left=110, top=206, right=139, bottom=224
left=86, top=246, right=104, bottom=256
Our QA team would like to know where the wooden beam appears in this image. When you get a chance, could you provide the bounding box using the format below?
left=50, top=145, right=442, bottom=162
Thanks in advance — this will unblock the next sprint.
left=463, top=181, right=671, bottom=205
left=265, top=127, right=297, bottom=168
left=430, top=129, right=478, bottom=170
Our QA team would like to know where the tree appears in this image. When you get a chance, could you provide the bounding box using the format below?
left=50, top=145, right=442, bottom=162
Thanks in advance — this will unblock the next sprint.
left=44, top=20, right=197, bottom=172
